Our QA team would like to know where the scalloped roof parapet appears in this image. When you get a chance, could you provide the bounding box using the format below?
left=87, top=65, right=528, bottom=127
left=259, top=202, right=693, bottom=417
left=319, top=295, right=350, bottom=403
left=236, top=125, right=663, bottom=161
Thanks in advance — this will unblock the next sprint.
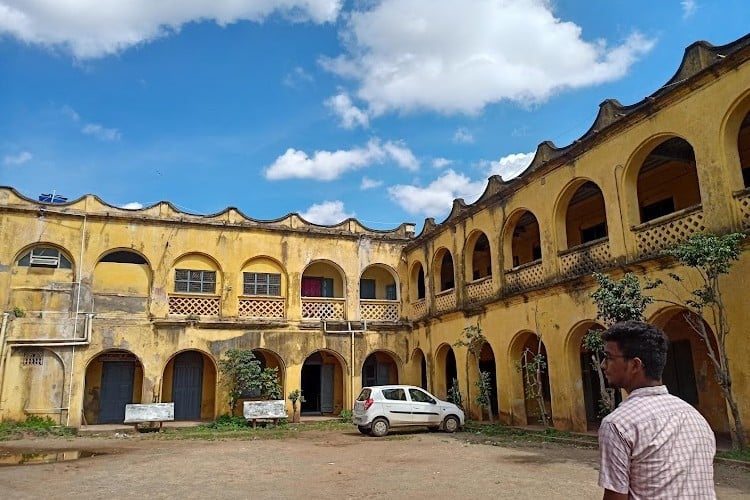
left=0, top=186, right=415, bottom=240
left=417, top=32, right=750, bottom=237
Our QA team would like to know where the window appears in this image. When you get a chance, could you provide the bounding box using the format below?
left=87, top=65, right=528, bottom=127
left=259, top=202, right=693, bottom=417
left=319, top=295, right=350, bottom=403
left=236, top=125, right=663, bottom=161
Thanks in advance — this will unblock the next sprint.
left=386, top=284, right=397, bottom=300
left=641, top=197, right=675, bottom=222
left=532, top=245, right=542, bottom=261
left=382, top=388, right=406, bottom=401
left=409, top=388, right=435, bottom=404
left=100, top=251, right=147, bottom=264
left=22, top=350, right=44, bottom=366
left=17, top=247, right=72, bottom=269
left=580, top=222, right=607, bottom=244
left=243, top=272, right=281, bottom=296
left=174, top=269, right=216, bottom=294
left=360, top=279, right=376, bottom=299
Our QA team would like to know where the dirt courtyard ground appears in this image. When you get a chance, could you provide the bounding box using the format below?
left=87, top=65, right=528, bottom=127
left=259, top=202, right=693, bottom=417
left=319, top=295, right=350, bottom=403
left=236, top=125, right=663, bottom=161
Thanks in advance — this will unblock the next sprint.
left=0, top=428, right=748, bottom=499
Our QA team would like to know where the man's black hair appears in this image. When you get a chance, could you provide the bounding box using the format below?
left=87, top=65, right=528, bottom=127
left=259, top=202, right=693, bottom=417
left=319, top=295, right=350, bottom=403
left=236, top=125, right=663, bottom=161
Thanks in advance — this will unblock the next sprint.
left=602, top=320, right=668, bottom=380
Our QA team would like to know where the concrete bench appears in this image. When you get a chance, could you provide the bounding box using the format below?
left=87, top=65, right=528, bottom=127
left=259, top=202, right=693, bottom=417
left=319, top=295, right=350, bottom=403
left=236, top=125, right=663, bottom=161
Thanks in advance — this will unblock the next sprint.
left=243, top=400, right=287, bottom=428
left=124, top=402, right=175, bottom=432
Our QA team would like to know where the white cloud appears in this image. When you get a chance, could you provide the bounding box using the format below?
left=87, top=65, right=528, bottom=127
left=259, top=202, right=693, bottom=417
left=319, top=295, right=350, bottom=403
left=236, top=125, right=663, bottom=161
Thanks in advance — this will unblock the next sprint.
left=323, top=0, right=654, bottom=115
left=483, top=151, right=535, bottom=180
left=453, top=127, right=474, bottom=144
left=3, top=151, right=32, bottom=165
left=282, top=66, right=314, bottom=88
left=325, top=92, right=369, bottom=129
left=61, top=105, right=80, bottom=122
left=0, top=0, right=344, bottom=59
left=264, top=138, right=418, bottom=180
left=432, top=157, right=452, bottom=169
left=388, top=169, right=485, bottom=218
left=82, top=123, right=121, bottom=142
left=120, top=202, right=144, bottom=209
left=681, top=0, right=697, bottom=18
left=300, top=200, right=354, bottom=225
left=360, top=176, right=383, bottom=190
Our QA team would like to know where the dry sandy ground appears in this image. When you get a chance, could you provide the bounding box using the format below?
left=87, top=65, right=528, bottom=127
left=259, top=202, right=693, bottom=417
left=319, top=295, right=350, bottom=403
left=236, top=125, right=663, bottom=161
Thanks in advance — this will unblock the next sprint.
left=0, top=429, right=748, bottom=499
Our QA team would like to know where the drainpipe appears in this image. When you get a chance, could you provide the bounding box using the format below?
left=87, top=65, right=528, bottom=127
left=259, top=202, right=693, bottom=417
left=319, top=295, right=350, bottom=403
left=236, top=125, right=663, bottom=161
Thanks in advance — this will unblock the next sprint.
left=66, top=213, right=87, bottom=427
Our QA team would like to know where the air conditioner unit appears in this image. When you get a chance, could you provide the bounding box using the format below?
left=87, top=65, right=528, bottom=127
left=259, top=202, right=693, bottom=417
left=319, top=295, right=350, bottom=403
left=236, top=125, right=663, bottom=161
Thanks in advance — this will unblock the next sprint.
left=30, top=255, right=60, bottom=266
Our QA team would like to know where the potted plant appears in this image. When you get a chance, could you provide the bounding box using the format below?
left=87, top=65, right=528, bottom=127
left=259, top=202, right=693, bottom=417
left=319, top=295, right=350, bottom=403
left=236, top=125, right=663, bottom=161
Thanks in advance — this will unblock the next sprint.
left=288, top=389, right=305, bottom=423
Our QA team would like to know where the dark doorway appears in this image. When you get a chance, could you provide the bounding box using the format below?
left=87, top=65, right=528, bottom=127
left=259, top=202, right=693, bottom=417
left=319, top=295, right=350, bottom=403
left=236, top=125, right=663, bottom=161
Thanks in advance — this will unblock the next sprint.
left=301, top=364, right=321, bottom=414
left=663, top=340, right=699, bottom=406
left=479, top=358, right=498, bottom=416
left=445, top=349, right=457, bottom=393
left=99, top=361, right=134, bottom=423
left=173, top=352, right=203, bottom=420
left=420, top=356, right=428, bottom=390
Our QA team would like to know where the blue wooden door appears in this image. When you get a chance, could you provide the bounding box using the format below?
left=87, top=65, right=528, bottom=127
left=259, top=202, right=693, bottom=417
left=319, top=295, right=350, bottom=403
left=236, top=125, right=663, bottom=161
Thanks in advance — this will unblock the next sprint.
left=99, top=362, right=134, bottom=423
left=321, top=364, right=334, bottom=413
left=173, top=352, right=203, bottom=420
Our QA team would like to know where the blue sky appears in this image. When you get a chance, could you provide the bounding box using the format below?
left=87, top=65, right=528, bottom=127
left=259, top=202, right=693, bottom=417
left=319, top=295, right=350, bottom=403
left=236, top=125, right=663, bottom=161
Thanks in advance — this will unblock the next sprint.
left=1, top=0, right=748, bottom=230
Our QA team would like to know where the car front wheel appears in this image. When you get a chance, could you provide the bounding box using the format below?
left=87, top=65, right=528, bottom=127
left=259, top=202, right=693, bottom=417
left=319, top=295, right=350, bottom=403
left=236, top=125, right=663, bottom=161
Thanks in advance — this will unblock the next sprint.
left=357, top=425, right=370, bottom=435
left=370, top=417, right=389, bottom=437
left=443, top=415, right=460, bottom=433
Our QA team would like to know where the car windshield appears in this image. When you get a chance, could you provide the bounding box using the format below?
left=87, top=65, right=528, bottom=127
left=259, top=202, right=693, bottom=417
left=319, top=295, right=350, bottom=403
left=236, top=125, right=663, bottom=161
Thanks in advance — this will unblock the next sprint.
left=356, top=389, right=372, bottom=401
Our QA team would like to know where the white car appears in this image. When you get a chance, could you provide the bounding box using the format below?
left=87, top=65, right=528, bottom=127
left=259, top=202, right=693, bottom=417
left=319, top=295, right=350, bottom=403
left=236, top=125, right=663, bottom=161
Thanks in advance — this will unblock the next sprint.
left=352, top=385, right=465, bottom=437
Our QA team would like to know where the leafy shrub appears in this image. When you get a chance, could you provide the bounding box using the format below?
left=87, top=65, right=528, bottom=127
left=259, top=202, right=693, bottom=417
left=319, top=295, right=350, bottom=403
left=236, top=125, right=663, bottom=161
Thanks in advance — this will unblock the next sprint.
left=339, top=409, right=352, bottom=423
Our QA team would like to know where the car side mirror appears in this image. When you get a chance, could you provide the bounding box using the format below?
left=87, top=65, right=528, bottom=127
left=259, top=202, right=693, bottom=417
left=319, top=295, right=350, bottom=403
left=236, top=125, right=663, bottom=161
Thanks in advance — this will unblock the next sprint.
left=430, top=399, right=436, bottom=404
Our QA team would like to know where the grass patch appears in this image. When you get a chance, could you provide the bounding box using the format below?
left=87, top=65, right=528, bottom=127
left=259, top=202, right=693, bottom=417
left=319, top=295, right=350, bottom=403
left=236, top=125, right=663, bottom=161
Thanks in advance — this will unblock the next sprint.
left=0, top=416, right=76, bottom=441
left=151, top=417, right=351, bottom=441
left=462, top=422, right=598, bottom=447
left=717, top=449, right=750, bottom=462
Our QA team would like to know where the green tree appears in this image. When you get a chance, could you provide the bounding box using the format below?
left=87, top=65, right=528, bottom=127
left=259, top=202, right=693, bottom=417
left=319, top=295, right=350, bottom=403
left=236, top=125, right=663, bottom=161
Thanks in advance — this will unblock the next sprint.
left=218, top=349, right=282, bottom=414
left=585, top=272, right=654, bottom=415
left=661, top=232, right=746, bottom=450
left=454, top=324, right=493, bottom=422
left=517, top=338, right=549, bottom=427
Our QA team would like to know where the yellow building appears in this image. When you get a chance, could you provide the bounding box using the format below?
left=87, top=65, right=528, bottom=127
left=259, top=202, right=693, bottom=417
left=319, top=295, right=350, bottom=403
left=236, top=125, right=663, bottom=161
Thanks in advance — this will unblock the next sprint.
left=1, top=33, right=749, bottom=437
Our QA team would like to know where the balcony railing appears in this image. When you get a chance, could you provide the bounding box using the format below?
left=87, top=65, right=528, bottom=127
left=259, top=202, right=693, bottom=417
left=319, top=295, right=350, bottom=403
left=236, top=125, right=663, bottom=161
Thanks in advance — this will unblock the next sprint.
left=301, top=297, right=345, bottom=320
left=466, top=276, right=494, bottom=303
left=168, top=294, right=220, bottom=316
left=559, top=238, right=611, bottom=278
left=735, top=188, right=750, bottom=232
left=360, top=299, right=400, bottom=321
left=434, top=289, right=456, bottom=312
left=504, top=260, right=544, bottom=295
left=238, top=296, right=286, bottom=319
left=632, top=205, right=704, bottom=258
left=411, top=299, right=428, bottom=319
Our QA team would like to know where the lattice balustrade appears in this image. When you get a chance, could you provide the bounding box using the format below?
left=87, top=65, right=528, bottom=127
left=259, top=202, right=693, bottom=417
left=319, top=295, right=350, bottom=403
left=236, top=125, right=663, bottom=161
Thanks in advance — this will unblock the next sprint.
left=634, top=206, right=705, bottom=258
left=411, top=299, right=428, bottom=319
left=736, top=190, right=750, bottom=232
left=434, top=289, right=456, bottom=312
left=238, top=297, right=285, bottom=319
left=559, top=239, right=611, bottom=278
left=504, top=262, right=545, bottom=295
left=360, top=300, right=400, bottom=321
left=466, top=276, right=494, bottom=303
left=301, top=297, right=345, bottom=319
left=168, top=295, right=220, bottom=316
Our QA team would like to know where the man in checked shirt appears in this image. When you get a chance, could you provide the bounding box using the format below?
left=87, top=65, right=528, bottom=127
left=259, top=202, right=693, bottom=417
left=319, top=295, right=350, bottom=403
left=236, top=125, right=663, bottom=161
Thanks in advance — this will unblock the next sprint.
left=598, top=321, right=716, bottom=500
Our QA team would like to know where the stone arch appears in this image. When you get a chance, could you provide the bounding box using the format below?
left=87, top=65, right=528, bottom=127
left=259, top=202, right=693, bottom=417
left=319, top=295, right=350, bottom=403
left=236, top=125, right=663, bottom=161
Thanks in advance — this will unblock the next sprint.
left=409, top=261, right=426, bottom=302
left=300, top=349, right=347, bottom=416
left=502, top=209, right=542, bottom=269
left=169, top=253, right=223, bottom=316
left=554, top=179, right=608, bottom=250
left=564, top=320, right=608, bottom=431
left=360, top=264, right=400, bottom=321
left=622, top=135, right=701, bottom=226
left=11, top=243, right=76, bottom=314
left=162, top=349, right=217, bottom=421
left=93, top=249, right=152, bottom=314
left=649, top=307, right=729, bottom=434
left=301, top=260, right=347, bottom=319
left=433, top=343, right=458, bottom=400
left=83, top=349, right=144, bottom=424
left=464, top=230, right=492, bottom=282
left=720, top=88, right=750, bottom=191
left=6, top=347, right=66, bottom=424
left=411, top=348, right=428, bottom=389
left=238, top=256, right=288, bottom=319
left=360, top=263, right=399, bottom=299
left=361, top=349, right=402, bottom=386
left=432, top=247, right=455, bottom=293
left=507, top=330, right=552, bottom=426
left=466, top=341, right=498, bottom=420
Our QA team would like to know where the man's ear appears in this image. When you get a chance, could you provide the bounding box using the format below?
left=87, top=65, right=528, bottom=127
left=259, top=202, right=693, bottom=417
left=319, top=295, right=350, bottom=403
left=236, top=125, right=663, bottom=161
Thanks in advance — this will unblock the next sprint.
left=631, top=357, right=644, bottom=372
